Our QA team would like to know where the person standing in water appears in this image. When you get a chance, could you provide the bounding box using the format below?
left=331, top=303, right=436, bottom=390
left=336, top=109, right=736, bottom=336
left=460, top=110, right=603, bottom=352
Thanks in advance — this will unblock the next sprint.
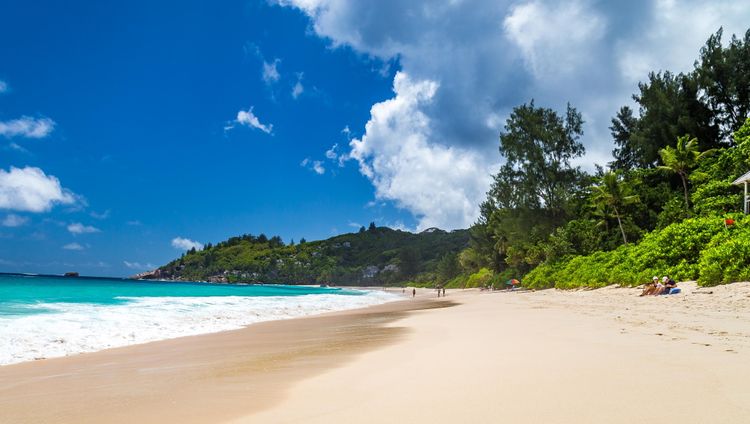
left=412, top=288, right=416, bottom=298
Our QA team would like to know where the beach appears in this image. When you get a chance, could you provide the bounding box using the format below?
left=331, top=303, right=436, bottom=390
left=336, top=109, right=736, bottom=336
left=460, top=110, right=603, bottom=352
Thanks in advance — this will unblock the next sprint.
left=2, top=284, right=750, bottom=423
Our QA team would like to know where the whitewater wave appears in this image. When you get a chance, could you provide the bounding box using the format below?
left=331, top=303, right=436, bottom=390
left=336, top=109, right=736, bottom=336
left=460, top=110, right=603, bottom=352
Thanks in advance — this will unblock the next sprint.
left=0, top=290, right=400, bottom=366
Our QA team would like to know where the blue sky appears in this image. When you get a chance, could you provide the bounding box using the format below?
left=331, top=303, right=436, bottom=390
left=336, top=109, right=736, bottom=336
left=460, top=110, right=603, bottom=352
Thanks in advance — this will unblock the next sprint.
left=1, top=1, right=749, bottom=276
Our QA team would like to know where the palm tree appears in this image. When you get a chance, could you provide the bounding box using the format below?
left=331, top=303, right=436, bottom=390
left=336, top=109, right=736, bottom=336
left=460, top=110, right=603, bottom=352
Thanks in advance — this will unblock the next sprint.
left=590, top=172, right=639, bottom=245
left=658, top=135, right=711, bottom=208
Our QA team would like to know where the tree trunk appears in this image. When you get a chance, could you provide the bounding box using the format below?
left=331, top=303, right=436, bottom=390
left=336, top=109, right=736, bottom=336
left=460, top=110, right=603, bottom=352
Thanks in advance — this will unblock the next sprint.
left=614, top=207, right=628, bottom=245
left=680, top=172, right=690, bottom=209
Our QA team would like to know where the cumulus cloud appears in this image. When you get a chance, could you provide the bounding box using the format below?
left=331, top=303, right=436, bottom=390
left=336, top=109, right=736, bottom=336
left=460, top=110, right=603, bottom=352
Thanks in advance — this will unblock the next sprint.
left=0, top=166, right=77, bottom=212
left=1, top=214, right=28, bottom=227
left=349, top=72, right=494, bottom=230
left=275, top=0, right=750, bottom=230
left=262, top=58, right=281, bottom=84
left=615, top=0, right=750, bottom=84
left=67, top=222, right=100, bottom=234
left=123, top=260, right=156, bottom=270
left=325, top=144, right=338, bottom=159
left=0, top=116, right=55, bottom=139
left=504, top=1, right=606, bottom=77
left=171, top=236, right=203, bottom=251
left=301, top=158, right=326, bottom=175
left=226, top=107, right=273, bottom=134
left=62, top=242, right=84, bottom=251
left=292, top=72, right=305, bottom=99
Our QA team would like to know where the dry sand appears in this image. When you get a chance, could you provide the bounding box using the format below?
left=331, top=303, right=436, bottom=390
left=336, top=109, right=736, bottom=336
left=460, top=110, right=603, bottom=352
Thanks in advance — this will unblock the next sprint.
left=2, top=284, right=750, bottom=423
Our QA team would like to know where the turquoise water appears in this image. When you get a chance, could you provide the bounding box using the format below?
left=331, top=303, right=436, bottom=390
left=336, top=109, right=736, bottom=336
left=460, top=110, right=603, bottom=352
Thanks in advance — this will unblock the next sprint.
left=0, top=273, right=359, bottom=317
left=0, top=274, right=398, bottom=365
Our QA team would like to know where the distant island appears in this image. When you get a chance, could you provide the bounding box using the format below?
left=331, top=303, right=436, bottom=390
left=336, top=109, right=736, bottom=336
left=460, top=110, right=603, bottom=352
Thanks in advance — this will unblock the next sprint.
left=137, top=223, right=469, bottom=287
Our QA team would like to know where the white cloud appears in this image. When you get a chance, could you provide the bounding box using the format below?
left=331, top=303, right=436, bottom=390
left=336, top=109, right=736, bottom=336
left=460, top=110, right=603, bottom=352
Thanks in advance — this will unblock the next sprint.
left=292, top=80, right=304, bottom=99
left=0, top=116, right=55, bottom=138
left=325, top=143, right=338, bottom=159
left=301, top=158, right=326, bottom=174
left=123, top=260, right=156, bottom=270
left=7, top=142, right=29, bottom=154
left=504, top=1, right=606, bottom=77
left=0, top=80, right=7, bottom=93
left=349, top=72, right=494, bottom=230
left=0, top=166, right=76, bottom=212
left=277, top=0, right=750, bottom=229
left=262, top=58, right=281, bottom=84
left=616, top=0, right=750, bottom=83
left=62, top=242, right=84, bottom=251
left=227, top=107, right=273, bottom=134
left=1, top=214, right=28, bottom=227
left=292, top=72, right=305, bottom=98
left=171, top=236, right=203, bottom=251
left=67, top=222, right=100, bottom=234
left=90, top=209, right=110, bottom=220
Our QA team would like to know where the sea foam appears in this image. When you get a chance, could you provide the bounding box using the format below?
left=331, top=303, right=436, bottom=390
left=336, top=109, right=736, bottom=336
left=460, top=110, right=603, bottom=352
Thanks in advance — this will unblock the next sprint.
left=0, top=290, right=400, bottom=366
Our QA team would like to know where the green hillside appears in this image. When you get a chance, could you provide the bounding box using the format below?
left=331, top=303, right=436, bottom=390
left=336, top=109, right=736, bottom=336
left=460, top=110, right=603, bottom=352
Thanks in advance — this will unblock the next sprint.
left=148, top=224, right=469, bottom=286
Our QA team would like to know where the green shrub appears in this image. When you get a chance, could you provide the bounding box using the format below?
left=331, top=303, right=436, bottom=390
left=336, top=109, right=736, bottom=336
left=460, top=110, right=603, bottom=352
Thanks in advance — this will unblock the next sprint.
left=698, top=221, right=750, bottom=285
left=656, top=197, right=691, bottom=229
left=443, top=274, right=469, bottom=289
left=692, top=180, right=741, bottom=216
left=464, top=268, right=493, bottom=288
left=524, top=217, right=738, bottom=289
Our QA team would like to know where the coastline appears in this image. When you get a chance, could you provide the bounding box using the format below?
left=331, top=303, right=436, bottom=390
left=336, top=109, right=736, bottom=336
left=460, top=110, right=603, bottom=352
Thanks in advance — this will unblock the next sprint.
left=2, top=284, right=750, bottom=423
left=0, top=289, right=438, bottom=423
left=0, top=277, right=402, bottom=366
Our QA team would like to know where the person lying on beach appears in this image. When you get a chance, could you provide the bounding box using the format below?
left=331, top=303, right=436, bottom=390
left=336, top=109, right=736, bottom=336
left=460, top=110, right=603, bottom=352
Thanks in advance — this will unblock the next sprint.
left=640, top=276, right=660, bottom=296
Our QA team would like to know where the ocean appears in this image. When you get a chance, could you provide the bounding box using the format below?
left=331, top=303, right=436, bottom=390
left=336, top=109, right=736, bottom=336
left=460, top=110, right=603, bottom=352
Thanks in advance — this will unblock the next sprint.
left=0, top=273, right=399, bottom=366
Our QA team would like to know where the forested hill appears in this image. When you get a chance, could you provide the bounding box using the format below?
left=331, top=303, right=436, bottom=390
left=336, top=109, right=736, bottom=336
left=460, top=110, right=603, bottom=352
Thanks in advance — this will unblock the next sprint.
left=146, top=224, right=469, bottom=286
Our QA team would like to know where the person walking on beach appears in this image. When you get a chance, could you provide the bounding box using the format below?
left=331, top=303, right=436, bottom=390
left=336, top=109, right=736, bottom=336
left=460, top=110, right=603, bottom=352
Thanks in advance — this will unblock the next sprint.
left=412, top=288, right=416, bottom=298
left=442, top=287, right=446, bottom=297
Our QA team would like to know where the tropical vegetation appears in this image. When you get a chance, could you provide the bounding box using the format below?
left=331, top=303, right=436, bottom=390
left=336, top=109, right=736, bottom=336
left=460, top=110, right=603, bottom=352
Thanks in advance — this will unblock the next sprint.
left=464, top=27, right=750, bottom=289
left=154, top=224, right=469, bottom=286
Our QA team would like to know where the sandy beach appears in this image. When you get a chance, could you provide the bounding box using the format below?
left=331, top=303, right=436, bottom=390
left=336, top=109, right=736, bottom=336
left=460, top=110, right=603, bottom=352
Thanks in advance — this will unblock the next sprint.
left=2, top=284, right=750, bottom=423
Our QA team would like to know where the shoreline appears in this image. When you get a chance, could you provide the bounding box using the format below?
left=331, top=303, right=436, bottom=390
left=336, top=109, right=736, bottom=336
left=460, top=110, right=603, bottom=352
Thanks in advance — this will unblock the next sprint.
left=0, top=282, right=404, bottom=367
left=2, top=284, right=750, bottom=423
left=0, top=289, right=445, bottom=423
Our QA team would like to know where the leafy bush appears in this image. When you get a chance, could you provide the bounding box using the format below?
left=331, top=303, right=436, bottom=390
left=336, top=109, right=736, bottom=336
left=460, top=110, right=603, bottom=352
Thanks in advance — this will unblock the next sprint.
left=443, top=274, right=469, bottom=289
left=698, top=220, right=750, bottom=285
left=524, top=217, right=738, bottom=289
left=464, top=268, right=493, bottom=288
left=656, top=197, right=691, bottom=229
left=692, top=180, right=741, bottom=216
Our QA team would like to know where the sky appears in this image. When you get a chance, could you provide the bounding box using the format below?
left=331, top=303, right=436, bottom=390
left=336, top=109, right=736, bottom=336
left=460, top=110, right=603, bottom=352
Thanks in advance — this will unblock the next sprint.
left=1, top=0, right=749, bottom=277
